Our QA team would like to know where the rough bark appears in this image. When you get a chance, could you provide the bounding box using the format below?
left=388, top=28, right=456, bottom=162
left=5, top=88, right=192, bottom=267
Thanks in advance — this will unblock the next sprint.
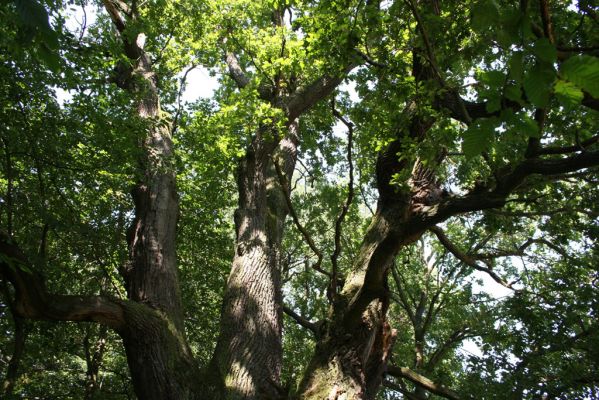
left=1, top=300, right=27, bottom=396
left=296, top=204, right=415, bottom=400
left=213, top=20, right=353, bottom=395
left=0, top=232, right=203, bottom=400
left=210, top=122, right=298, bottom=399
left=115, top=29, right=202, bottom=400
left=0, top=2, right=204, bottom=398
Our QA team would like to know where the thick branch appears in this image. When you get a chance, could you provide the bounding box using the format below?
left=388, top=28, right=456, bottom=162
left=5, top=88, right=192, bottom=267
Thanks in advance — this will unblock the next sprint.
left=0, top=234, right=125, bottom=330
left=425, top=150, right=599, bottom=225
left=225, top=50, right=250, bottom=89
left=387, top=365, right=461, bottom=400
left=537, top=134, right=599, bottom=155
left=286, top=64, right=357, bottom=120
left=283, top=305, right=319, bottom=335
left=101, top=0, right=127, bottom=33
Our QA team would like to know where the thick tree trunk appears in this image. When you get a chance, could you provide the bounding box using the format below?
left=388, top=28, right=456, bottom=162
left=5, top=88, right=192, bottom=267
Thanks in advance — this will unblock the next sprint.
left=297, top=125, right=434, bottom=399
left=297, top=206, right=409, bottom=399
left=210, top=123, right=298, bottom=399
left=97, top=3, right=204, bottom=395
left=115, top=45, right=203, bottom=398
left=118, top=303, right=202, bottom=400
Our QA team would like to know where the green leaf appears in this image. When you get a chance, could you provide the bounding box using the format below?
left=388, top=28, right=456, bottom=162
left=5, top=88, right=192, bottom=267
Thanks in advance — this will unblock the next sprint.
left=523, top=63, right=555, bottom=107
left=532, top=38, right=557, bottom=64
left=561, top=55, right=599, bottom=98
left=508, top=52, right=524, bottom=82
left=513, top=113, right=540, bottom=138
left=472, top=0, right=500, bottom=32
left=504, top=84, right=522, bottom=102
left=554, top=80, right=584, bottom=110
left=485, top=95, right=501, bottom=113
left=462, top=118, right=496, bottom=158
left=481, top=70, right=505, bottom=88
left=14, top=0, right=53, bottom=36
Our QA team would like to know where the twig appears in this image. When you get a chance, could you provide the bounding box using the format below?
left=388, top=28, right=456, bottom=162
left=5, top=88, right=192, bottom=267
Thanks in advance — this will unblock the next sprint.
left=172, top=63, right=197, bottom=135
left=330, top=106, right=355, bottom=297
left=272, top=157, right=330, bottom=278
left=429, top=226, right=515, bottom=290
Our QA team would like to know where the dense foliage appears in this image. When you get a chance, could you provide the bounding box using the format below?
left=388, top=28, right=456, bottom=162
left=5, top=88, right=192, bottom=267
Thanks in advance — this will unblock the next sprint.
left=1, top=0, right=598, bottom=399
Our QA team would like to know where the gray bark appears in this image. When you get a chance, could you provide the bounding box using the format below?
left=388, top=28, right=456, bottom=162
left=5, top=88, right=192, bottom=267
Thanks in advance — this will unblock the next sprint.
left=210, top=122, right=299, bottom=399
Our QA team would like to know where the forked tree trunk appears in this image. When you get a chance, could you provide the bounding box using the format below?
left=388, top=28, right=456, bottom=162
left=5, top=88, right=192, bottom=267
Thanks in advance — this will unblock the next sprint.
left=297, top=206, right=415, bottom=399
left=297, top=117, right=437, bottom=399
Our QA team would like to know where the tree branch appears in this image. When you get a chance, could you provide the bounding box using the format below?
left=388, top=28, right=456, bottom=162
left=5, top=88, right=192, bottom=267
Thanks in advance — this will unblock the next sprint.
left=422, top=150, right=599, bottom=227
left=539, top=0, right=555, bottom=43
left=272, top=158, right=329, bottom=278
left=0, top=234, right=126, bottom=330
left=283, top=305, right=320, bottom=336
left=286, top=64, right=357, bottom=120
left=330, top=107, right=355, bottom=298
left=537, top=134, right=599, bottom=155
left=101, top=0, right=127, bottom=33
left=429, top=226, right=514, bottom=289
left=426, top=327, right=472, bottom=370
left=224, top=50, right=250, bottom=89
left=387, top=365, right=461, bottom=400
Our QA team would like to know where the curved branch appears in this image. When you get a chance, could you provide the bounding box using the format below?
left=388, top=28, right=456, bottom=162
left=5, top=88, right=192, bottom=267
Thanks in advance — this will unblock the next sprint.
left=537, top=134, right=599, bottom=155
left=429, top=226, right=514, bottom=289
left=0, top=234, right=125, bottom=330
left=272, top=158, right=329, bottom=278
left=286, top=64, right=357, bottom=120
left=387, top=365, right=461, bottom=400
left=283, top=305, right=320, bottom=336
left=423, top=150, right=599, bottom=226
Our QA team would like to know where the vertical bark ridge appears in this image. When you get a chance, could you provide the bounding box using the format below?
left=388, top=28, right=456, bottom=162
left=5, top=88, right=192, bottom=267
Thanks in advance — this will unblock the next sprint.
left=96, top=6, right=202, bottom=394
left=211, top=122, right=298, bottom=399
left=123, top=52, right=184, bottom=330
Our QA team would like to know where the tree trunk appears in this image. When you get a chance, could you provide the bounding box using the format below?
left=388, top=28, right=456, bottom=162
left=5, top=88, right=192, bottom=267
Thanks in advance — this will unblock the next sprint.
left=2, top=314, right=26, bottom=396
left=210, top=123, right=298, bottom=399
left=116, top=43, right=203, bottom=399
left=98, top=4, right=203, bottom=396
left=83, top=325, right=108, bottom=399
left=297, top=127, right=434, bottom=399
left=297, top=205, right=408, bottom=399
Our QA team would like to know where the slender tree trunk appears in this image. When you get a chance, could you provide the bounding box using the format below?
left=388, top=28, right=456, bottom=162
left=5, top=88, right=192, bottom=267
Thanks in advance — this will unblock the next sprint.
left=83, top=325, right=108, bottom=400
left=2, top=314, right=26, bottom=396
left=210, top=122, right=298, bottom=399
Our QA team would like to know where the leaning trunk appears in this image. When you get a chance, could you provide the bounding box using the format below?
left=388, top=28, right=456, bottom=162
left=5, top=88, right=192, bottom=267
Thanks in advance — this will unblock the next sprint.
left=298, top=205, right=415, bottom=399
left=298, top=120, right=437, bottom=398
